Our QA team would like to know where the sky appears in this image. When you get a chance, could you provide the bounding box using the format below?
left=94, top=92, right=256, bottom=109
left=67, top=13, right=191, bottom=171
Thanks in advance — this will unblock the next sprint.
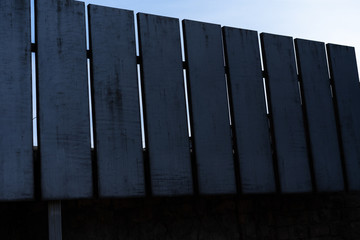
left=77, top=0, right=360, bottom=74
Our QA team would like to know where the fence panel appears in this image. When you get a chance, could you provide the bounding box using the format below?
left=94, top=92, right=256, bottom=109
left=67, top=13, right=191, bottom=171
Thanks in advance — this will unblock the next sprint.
left=0, top=1, right=358, bottom=199
left=295, top=39, right=344, bottom=192
left=327, top=44, right=360, bottom=191
left=138, top=13, right=193, bottom=195
left=222, top=27, right=276, bottom=193
left=261, top=33, right=312, bottom=193
left=36, top=0, right=92, bottom=199
left=89, top=5, right=145, bottom=197
left=183, top=20, right=236, bottom=194
left=0, top=0, right=33, bottom=200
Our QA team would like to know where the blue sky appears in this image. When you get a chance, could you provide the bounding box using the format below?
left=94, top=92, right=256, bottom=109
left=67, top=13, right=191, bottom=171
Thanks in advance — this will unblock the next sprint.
left=78, top=0, right=360, bottom=73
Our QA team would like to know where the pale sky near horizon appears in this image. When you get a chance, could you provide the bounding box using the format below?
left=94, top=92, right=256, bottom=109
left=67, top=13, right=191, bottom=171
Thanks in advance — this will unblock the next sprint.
left=78, top=0, right=360, bottom=74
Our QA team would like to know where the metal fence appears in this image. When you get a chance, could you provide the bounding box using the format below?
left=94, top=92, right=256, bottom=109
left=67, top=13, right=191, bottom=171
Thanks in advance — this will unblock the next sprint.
left=0, top=0, right=359, bottom=201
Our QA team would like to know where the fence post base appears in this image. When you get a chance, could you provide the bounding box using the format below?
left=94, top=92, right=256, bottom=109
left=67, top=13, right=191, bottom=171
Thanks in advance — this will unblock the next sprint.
left=48, top=201, right=62, bottom=240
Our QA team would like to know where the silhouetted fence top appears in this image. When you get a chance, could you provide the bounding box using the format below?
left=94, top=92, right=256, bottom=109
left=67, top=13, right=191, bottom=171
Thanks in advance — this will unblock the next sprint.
left=0, top=0, right=359, bottom=200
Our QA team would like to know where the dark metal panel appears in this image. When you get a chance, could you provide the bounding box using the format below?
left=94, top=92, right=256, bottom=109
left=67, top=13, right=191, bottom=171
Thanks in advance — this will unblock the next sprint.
left=183, top=20, right=236, bottom=194
left=138, top=13, right=193, bottom=196
left=295, top=39, right=344, bottom=192
left=261, top=33, right=312, bottom=193
left=0, top=0, right=33, bottom=200
left=222, top=27, right=276, bottom=193
left=88, top=5, right=145, bottom=197
left=327, top=44, right=360, bottom=191
left=36, top=0, right=92, bottom=199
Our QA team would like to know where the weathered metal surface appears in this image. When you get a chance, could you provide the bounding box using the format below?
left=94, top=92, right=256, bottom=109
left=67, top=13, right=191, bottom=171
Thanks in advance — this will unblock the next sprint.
left=36, top=0, right=92, bottom=199
left=89, top=5, right=145, bottom=197
left=183, top=20, right=236, bottom=194
left=327, top=44, right=360, bottom=191
left=138, top=13, right=193, bottom=196
left=295, top=39, right=344, bottom=192
left=0, top=0, right=33, bottom=200
left=261, top=33, right=312, bottom=193
left=223, top=27, right=276, bottom=193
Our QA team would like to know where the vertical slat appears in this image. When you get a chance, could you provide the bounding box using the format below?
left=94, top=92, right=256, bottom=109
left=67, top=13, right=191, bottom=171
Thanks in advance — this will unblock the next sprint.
left=327, top=44, right=360, bottom=191
left=222, top=27, right=276, bottom=193
left=183, top=20, right=236, bottom=194
left=36, top=0, right=92, bottom=199
left=0, top=0, right=33, bottom=200
left=261, top=33, right=312, bottom=193
left=138, top=13, right=193, bottom=195
left=295, top=39, right=344, bottom=192
left=88, top=5, right=145, bottom=197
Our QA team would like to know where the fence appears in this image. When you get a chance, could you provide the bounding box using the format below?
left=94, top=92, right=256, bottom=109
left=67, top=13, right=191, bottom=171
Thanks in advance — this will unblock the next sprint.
left=1, top=0, right=360, bottom=202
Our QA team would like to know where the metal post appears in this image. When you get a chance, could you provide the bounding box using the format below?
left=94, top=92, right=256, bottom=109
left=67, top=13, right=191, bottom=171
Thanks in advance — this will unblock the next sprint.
left=48, top=201, right=62, bottom=240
